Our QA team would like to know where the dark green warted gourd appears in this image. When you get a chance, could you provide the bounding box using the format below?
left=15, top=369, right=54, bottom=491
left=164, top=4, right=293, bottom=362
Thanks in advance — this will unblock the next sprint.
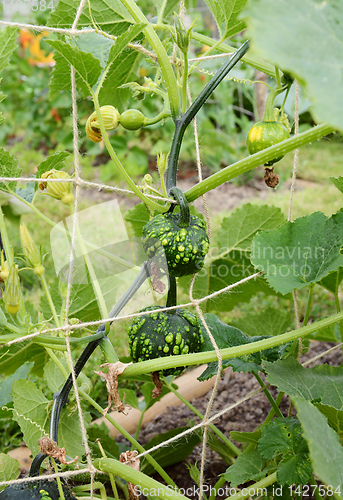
left=128, top=305, right=204, bottom=376
left=142, top=187, right=209, bottom=277
left=0, top=479, right=73, bottom=499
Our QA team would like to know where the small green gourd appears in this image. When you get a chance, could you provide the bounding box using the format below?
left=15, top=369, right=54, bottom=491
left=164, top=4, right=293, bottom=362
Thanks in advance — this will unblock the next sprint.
left=246, top=120, right=289, bottom=166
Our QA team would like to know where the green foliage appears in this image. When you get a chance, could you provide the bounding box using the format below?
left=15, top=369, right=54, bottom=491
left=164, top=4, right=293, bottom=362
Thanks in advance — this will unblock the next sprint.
left=48, top=0, right=133, bottom=36
left=0, top=363, right=33, bottom=407
left=98, top=23, right=146, bottom=110
left=231, top=306, right=292, bottom=337
left=203, top=0, right=248, bottom=40
left=230, top=430, right=261, bottom=444
left=258, top=417, right=311, bottom=485
left=48, top=40, right=102, bottom=97
left=0, top=453, right=20, bottom=490
left=294, top=397, right=343, bottom=492
left=0, top=27, right=18, bottom=74
left=251, top=212, right=343, bottom=295
left=218, top=203, right=286, bottom=252
left=180, top=204, right=286, bottom=311
left=0, top=148, right=20, bottom=193
left=198, top=313, right=290, bottom=380
left=331, top=176, right=343, bottom=195
left=11, top=379, right=50, bottom=457
left=265, top=359, right=343, bottom=410
left=0, top=342, right=47, bottom=377
left=312, top=404, right=343, bottom=445
left=88, top=422, right=120, bottom=459
left=223, top=449, right=270, bottom=486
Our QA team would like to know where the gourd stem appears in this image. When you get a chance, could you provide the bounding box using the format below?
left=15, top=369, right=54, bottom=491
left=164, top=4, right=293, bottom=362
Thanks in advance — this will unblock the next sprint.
left=166, top=40, right=250, bottom=193
left=30, top=262, right=153, bottom=476
left=166, top=276, right=177, bottom=312
left=263, top=88, right=285, bottom=122
left=169, top=187, right=190, bottom=227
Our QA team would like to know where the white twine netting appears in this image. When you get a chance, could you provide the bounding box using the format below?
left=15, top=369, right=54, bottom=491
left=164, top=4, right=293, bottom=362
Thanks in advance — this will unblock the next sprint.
left=0, top=4, right=318, bottom=499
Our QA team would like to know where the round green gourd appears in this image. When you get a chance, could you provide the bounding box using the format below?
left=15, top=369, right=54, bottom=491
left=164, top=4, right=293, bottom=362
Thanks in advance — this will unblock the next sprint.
left=246, top=120, right=289, bottom=166
left=128, top=306, right=204, bottom=376
left=0, top=479, right=73, bottom=500
left=142, top=212, right=209, bottom=277
left=119, top=109, right=146, bottom=130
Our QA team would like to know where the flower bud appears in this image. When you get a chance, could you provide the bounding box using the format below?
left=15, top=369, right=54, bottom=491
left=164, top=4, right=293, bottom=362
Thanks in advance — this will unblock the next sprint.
left=172, top=14, right=196, bottom=54
left=157, top=152, right=169, bottom=176
left=86, top=105, right=120, bottom=142
left=0, top=251, right=9, bottom=281
left=174, top=15, right=190, bottom=54
left=39, top=169, right=74, bottom=206
left=3, top=264, right=21, bottom=315
left=20, top=223, right=44, bottom=276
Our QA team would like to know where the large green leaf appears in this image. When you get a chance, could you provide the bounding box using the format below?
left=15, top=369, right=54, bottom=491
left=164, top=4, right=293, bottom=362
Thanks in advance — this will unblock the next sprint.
left=48, top=40, right=102, bottom=98
left=42, top=275, right=126, bottom=323
left=49, top=51, right=72, bottom=101
left=11, top=380, right=50, bottom=456
left=179, top=204, right=286, bottom=311
left=99, top=24, right=145, bottom=110
left=313, top=404, right=343, bottom=445
left=223, top=449, right=268, bottom=486
left=265, top=358, right=343, bottom=410
left=244, top=0, right=343, bottom=132
left=0, top=362, right=33, bottom=406
left=251, top=212, right=343, bottom=295
left=58, top=406, right=91, bottom=458
left=124, top=202, right=150, bottom=238
left=198, top=313, right=288, bottom=380
left=319, top=267, right=343, bottom=295
left=68, top=275, right=127, bottom=322
left=294, top=397, right=343, bottom=493
left=231, top=307, right=292, bottom=337
left=0, top=148, right=21, bottom=193
left=0, top=342, right=47, bottom=377
left=179, top=253, right=279, bottom=312
left=43, top=359, right=67, bottom=394
left=0, top=27, right=18, bottom=74
left=203, top=0, right=248, bottom=40
left=0, top=453, right=20, bottom=490
left=76, top=32, right=114, bottom=68
left=48, top=0, right=133, bottom=36
left=217, top=203, right=286, bottom=254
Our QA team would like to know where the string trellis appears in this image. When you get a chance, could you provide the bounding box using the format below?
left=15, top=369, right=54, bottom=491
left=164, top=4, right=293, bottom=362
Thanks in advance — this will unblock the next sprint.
left=0, top=3, right=319, bottom=499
